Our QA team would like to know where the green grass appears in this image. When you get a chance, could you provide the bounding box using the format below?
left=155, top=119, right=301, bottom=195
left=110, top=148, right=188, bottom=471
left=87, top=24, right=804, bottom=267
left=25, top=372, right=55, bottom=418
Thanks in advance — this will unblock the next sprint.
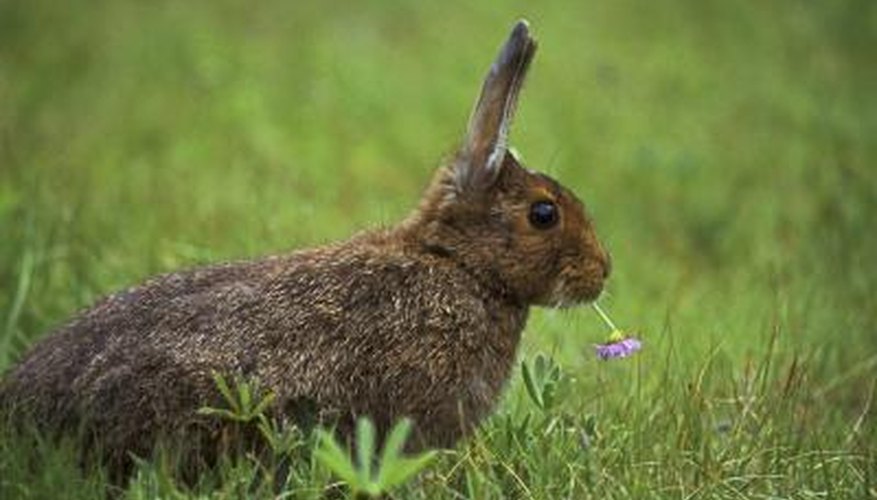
left=1, top=0, right=875, bottom=497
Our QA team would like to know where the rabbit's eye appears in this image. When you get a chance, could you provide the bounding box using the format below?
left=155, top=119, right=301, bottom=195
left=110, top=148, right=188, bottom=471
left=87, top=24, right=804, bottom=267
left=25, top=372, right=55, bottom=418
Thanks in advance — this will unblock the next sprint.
left=529, top=201, right=559, bottom=229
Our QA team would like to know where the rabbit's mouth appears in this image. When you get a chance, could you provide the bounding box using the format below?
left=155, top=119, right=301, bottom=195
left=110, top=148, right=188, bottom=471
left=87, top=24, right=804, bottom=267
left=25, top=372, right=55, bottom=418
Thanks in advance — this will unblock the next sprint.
left=545, top=276, right=605, bottom=309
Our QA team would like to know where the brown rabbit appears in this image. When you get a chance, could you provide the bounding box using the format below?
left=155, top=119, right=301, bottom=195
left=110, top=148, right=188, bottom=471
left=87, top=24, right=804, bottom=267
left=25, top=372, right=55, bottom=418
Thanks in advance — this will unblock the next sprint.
left=0, top=20, right=610, bottom=470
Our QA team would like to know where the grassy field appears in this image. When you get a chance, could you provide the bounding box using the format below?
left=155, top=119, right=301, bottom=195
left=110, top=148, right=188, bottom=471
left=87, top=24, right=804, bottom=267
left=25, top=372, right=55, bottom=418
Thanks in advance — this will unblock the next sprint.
left=1, top=0, right=875, bottom=497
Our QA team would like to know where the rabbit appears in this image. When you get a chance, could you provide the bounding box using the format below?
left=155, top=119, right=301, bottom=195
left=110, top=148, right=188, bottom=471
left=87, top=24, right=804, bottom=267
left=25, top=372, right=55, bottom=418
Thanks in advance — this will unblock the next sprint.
left=0, top=20, right=610, bottom=473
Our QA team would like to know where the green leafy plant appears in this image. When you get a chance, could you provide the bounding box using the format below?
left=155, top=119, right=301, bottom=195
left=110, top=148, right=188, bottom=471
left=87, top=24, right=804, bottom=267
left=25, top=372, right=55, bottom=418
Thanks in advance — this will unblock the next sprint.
left=198, top=372, right=307, bottom=456
left=521, top=353, right=562, bottom=413
left=314, top=417, right=437, bottom=497
left=197, top=371, right=276, bottom=424
left=195, top=371, right=309, bottom=490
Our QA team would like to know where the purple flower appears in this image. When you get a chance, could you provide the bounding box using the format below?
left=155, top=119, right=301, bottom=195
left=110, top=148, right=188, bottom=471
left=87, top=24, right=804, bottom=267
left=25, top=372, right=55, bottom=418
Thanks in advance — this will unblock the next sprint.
left=595, top=337, right=642, bottom=360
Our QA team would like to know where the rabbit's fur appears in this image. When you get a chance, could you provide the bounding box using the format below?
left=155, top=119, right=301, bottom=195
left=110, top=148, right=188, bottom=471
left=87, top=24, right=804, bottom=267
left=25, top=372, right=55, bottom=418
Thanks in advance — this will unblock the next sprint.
left=0, top=20, right=610, bottom=470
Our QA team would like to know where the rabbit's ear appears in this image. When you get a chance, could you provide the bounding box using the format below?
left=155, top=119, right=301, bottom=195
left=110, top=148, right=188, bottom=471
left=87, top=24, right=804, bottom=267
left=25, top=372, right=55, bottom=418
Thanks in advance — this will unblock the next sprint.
left=456, top=20, right=537, bottom=192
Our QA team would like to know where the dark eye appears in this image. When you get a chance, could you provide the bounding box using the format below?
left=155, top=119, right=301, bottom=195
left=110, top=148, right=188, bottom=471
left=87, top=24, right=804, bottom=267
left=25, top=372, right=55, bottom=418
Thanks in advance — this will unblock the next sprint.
left=528, top=200, right=559, bottom=229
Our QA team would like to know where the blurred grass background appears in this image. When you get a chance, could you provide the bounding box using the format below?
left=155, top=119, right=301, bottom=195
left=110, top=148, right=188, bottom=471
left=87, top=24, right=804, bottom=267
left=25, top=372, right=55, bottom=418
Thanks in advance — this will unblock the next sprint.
left=1, top=0, right=875, bottom=497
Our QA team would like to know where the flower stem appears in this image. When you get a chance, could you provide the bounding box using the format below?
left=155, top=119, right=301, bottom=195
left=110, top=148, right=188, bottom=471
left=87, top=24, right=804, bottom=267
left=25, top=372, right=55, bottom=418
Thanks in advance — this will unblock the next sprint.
left=591, top=302, right=618, bottom=331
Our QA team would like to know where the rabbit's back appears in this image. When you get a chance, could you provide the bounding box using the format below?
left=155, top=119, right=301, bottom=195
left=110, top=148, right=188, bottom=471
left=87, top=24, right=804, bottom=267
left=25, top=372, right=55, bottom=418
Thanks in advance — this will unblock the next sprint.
left=1, top=232, right=527, bottom=456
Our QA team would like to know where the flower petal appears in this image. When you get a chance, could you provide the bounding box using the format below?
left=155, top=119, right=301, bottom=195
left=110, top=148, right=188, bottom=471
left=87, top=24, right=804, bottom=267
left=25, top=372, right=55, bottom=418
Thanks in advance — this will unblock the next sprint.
left=595, top=337, right=642, bottom=360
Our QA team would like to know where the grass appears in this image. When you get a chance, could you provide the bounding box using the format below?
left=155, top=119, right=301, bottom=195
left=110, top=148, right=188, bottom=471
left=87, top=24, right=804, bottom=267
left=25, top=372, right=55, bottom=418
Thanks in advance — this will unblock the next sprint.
left=1, top=0, right=875, bottom=497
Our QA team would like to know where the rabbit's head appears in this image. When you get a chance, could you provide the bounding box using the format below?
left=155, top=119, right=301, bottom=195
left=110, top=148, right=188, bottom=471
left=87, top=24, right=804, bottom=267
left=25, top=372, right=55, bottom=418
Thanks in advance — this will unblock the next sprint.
left=406, top=20, right=611, bottom=308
